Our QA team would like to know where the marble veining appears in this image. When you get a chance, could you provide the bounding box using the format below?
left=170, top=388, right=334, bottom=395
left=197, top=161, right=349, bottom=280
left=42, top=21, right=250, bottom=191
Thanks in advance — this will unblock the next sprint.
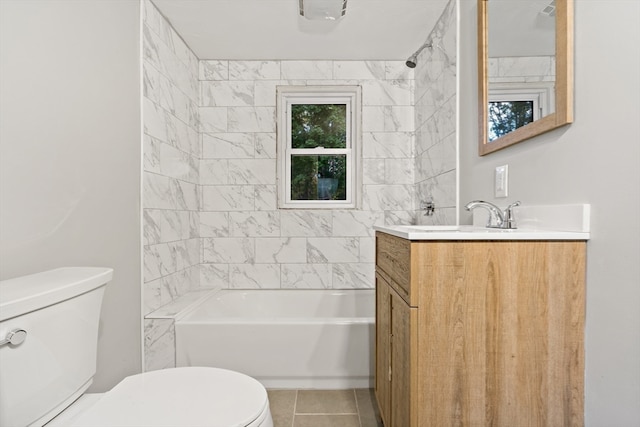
left=333, top=61, right=386, bottom=80
left=142, top=0, right=201, bottom=372
left=229, top=211, right=280, bottom=237
left=200, top=81, right=255, bottom=107
left=307, top=238, right=359, bottom=264
left=202, top=185, right=255, bottom=211
left=142, top=0, right=459, bottom=371
left=203, top=237, right=255, bottom=264
left=202, top=133, right=254, bottom=159
left=254, top=185, right=277, bottom=211
left=332, top=211, right=384, bottom=237
left=199, top=60, right=228, bottom=81
left=332, top=263, right=375, bottom=289
left=281, top=264, right=332, bottom=289
left=280, top=211, right=333, bottom=237
left=228, top=61, right=281, bottom=81
left=230, top=264, right=281, bottom=289
left=144, top=319, right=175, bottom=371
left=228, top=159, right=276, bottom=185
left=413, top=0, right=457, bottom=225
left=200, top=211, right=230, bottom=237
left=255, top=237, right=307, bottom=263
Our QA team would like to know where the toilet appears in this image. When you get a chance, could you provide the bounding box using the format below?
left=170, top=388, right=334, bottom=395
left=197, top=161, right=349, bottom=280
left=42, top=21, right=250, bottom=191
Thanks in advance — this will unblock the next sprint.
left=0, top=267, right=273, bottom=427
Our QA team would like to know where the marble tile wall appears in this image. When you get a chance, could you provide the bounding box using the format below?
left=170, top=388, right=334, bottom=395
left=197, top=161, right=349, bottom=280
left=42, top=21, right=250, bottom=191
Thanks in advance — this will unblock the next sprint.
left=142, top=0, right=457, bottom=370
left=489, top=55, right=555, bottom=83
left=199, top=60, right=417, bottom=290
left=414, top=0, right=458, bottom=225
left=142, top=0, right=200, bottom=370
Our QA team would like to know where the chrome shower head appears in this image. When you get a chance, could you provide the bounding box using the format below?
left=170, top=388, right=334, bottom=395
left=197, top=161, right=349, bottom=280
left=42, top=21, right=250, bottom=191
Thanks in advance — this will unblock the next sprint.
left=405, top=41, right=433, bottom=68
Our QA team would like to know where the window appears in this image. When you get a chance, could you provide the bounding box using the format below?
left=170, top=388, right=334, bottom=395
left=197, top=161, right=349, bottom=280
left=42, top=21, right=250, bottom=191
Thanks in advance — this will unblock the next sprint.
left=488, top=82, right=554, bottom=141
left=277, top=86, right=361, bottom=209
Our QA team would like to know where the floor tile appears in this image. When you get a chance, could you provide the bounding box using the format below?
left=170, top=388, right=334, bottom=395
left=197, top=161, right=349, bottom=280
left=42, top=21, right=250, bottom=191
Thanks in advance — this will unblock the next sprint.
left=268, top=389, right=297, bottom=427
left=293, top=414, right=360, bottom=427
left=295, top=389, right=358, bottom=414
left=355, top=388, right=384, bottom=427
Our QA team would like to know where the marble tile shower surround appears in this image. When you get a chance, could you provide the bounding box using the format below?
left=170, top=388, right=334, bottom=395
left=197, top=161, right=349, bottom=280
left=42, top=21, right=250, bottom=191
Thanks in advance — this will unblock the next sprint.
left=142, top=0, right=201, bottom=370
left=414, top=0, right=457, bottom=226
left=198, top=60, right=419, bottom=291
left=142, top=0, right=457, bottom=370
left=489, top=55, right=555, bottom=83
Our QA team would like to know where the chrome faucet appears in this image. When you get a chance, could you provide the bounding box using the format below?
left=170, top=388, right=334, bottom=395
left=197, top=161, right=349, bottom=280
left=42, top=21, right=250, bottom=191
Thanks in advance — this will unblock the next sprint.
left=465, top=200, right=521, bottom=229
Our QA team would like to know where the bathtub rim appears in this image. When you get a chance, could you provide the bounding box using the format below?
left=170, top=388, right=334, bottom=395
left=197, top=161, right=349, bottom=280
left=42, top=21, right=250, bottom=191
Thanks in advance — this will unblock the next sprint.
left=172, top=288, right=222, bottom=322
left=174, top=288, right=375, bottom=323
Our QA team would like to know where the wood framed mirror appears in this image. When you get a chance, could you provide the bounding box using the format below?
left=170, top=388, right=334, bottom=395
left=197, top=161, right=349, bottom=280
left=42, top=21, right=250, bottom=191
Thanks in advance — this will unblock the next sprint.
left=478, top=0, right=573, bottom=155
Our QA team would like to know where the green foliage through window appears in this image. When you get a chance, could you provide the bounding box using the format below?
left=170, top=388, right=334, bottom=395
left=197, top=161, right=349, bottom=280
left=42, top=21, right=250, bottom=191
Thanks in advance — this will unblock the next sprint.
left=290, top=104, right=347, bottom=201
left=488, top=100, right=534, bottom=141
left=291, top=155, right=346, bottom=200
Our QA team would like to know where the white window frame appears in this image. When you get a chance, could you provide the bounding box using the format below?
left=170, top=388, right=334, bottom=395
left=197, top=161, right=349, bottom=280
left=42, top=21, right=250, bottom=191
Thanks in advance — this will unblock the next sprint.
left=488, top=81, right=555, bottom=120
left=277, top=86, right=361, bottom=209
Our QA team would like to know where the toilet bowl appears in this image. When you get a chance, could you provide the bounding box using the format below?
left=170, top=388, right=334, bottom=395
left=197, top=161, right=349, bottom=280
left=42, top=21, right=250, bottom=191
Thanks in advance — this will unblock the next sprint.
left=0, top=268, right=273, bottom=427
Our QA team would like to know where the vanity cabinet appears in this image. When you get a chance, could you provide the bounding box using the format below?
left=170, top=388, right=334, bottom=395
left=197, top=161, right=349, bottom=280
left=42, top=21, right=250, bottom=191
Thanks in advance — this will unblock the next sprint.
left=374, top=232, right=586, bottom=427
left=375, top=272, right=417, bottom=426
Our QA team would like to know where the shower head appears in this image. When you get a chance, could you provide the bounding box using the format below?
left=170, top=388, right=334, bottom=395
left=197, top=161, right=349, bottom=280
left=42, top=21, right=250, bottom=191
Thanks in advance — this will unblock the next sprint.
left=405, top=41, right=433, bottom=68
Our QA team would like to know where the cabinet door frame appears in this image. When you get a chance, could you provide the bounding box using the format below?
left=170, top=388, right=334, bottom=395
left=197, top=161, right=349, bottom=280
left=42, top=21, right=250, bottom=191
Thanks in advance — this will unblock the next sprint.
left=390, top=287, right=418, bottom=427
left=375, top=273, right=391, bottom=425
left=376, top=271, right=418, bottom=427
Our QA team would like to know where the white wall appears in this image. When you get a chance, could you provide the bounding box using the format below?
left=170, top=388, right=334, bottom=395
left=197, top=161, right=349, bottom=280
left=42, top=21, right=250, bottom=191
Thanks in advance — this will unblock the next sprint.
left=459, top=0, right=640, bottom=424
left=0, top=0, right=142, bottom=391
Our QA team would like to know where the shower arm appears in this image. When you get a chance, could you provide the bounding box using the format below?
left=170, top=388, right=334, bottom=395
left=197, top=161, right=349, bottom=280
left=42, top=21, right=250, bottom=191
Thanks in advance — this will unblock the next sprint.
left=405, top=40, right=433, bottom=68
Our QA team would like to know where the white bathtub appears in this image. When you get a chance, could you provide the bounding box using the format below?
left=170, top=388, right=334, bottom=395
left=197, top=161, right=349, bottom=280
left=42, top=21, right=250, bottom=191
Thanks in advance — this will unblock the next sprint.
left=175, top=289, right=375, bottom=389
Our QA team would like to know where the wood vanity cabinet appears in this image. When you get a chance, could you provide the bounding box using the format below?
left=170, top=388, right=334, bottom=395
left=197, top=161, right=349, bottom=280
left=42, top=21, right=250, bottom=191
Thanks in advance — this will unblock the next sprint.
left=374, top=232, right=586, bottom=427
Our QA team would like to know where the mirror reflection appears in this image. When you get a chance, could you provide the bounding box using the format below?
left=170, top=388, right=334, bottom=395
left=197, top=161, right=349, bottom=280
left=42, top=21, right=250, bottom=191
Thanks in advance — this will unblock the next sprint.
left=488, top=0, right=555, bottom=141
left=478, top=0, right=573, bottom=155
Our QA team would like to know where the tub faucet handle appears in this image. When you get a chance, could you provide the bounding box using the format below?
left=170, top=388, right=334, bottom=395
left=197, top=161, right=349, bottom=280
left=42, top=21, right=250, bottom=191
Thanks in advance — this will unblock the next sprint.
left=420, top=197, right=435, bottom=216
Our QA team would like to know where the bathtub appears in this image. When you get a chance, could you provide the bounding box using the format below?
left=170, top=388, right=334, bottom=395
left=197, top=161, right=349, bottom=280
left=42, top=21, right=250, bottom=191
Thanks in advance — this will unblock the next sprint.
left=175, top=289, right=375, bottom=389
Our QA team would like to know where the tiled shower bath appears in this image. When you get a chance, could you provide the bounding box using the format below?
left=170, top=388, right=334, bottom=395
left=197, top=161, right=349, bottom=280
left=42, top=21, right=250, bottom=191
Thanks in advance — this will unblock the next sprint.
left=142, top=0, right=457, bottom=371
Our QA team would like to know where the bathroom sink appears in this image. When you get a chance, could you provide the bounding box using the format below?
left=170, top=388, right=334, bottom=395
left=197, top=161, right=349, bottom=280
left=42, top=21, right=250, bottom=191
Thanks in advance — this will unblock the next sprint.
left=374, top=204, right=591, bottom=241
left=373, top=224, right=589, bottom=241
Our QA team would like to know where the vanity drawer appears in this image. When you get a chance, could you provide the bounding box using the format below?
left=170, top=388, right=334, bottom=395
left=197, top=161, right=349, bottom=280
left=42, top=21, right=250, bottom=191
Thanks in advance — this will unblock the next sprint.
left=376, top=232, right=412, bottom=303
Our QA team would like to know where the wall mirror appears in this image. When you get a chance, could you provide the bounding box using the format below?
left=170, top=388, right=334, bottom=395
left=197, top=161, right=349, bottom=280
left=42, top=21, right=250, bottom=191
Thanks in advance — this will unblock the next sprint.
left=478, top=0, right=573, bottom=155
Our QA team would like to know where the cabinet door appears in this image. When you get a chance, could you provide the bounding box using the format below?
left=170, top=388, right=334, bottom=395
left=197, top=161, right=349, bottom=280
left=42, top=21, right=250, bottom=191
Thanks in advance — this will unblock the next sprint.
left=375, top=274, right=391, bottom=425
left=390, top=288, right=417, bottom=427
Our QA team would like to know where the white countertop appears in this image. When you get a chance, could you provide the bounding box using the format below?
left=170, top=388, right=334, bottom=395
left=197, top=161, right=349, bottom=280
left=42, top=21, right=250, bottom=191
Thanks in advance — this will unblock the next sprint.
left=373, top=224, right=590, bottom=241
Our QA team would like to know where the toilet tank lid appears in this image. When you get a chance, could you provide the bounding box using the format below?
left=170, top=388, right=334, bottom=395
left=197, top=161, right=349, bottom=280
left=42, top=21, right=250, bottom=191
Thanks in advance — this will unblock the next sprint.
left=0, top=267, right=113, bottom=321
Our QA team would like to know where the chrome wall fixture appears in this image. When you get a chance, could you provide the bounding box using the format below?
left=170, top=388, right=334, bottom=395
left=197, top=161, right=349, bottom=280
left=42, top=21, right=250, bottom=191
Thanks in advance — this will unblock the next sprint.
left=420, top=197, right=436, bottom=216
left=405, top=40, right=433, bottom=68
left=299, top=0, right=347, bottom=20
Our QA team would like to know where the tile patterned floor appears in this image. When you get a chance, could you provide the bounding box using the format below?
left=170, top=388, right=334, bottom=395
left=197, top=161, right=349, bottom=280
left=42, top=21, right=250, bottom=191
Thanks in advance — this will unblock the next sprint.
left=267, top=389, right=384, bottom=427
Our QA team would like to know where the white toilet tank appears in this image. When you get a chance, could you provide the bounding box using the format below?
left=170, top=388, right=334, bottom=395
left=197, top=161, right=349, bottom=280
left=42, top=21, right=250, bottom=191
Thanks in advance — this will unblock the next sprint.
left=0, top=267, right=113, bottom=427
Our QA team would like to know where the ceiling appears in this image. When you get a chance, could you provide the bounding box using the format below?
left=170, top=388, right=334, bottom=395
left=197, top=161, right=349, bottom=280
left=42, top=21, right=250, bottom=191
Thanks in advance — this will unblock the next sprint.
left=151, top=0, right=450, bottom=61
left=489, top=0, right=556, bottom=57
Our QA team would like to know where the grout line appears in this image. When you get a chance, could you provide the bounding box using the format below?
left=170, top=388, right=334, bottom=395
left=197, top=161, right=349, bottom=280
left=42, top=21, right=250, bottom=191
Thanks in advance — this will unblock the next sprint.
left=353, top=389, right=363, bottom=427
left=291, top=390, right=298, bottom=427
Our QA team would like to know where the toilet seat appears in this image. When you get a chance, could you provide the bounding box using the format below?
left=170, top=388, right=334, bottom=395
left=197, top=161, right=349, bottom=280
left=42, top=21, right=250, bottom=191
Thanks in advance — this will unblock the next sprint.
left=66, top=367, right=271, bottom=427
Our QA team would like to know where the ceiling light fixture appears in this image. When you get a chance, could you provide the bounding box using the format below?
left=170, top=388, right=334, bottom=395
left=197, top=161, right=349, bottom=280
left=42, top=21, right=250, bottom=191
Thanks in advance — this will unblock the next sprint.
left=299, top=0, right=347, bottom=21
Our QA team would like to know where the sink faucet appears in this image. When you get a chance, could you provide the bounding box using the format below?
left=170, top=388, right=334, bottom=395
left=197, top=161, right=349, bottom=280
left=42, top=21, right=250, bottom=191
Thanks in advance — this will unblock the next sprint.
left=465, top=200, right=521, bottom=229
